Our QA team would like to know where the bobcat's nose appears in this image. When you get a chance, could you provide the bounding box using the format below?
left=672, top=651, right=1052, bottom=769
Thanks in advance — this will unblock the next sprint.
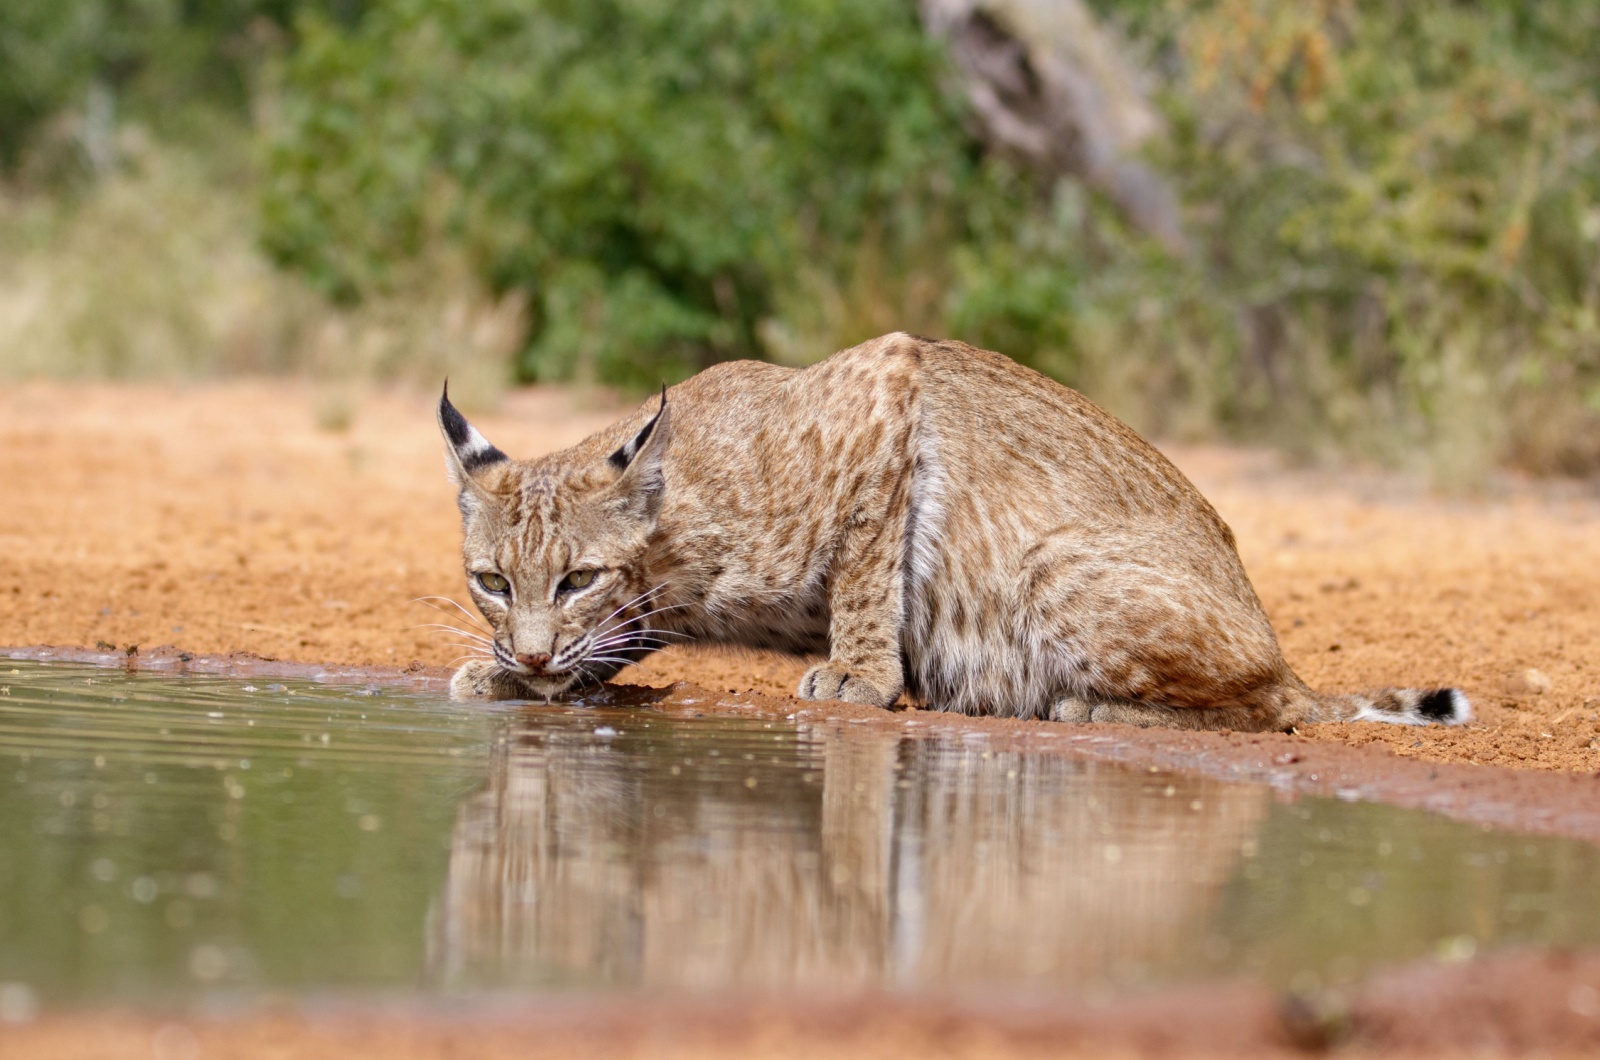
left=515, top=652, right=552, bottom=673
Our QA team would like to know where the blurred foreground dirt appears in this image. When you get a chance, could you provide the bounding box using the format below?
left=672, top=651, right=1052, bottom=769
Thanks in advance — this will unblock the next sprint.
left=2, top=380, right=1598, bottom=772
left=8, top=948, right=1600, bottom=1059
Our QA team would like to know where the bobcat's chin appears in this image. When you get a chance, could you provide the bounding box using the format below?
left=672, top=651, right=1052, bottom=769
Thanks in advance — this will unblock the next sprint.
left=450, top=659, right=586, bottom=702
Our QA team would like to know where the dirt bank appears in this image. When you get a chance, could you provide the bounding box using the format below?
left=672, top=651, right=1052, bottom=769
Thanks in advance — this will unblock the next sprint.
left=3, top=380, right=1598, bottom=773
left=8, top=947, right=1600, bottom=1059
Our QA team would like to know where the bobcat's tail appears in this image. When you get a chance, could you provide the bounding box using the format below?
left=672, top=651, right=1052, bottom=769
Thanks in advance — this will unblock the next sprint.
left=1310, top=687, right=1472, bottom=726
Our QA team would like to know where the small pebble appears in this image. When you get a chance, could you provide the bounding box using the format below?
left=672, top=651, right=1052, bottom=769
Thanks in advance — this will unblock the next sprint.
left=1505, top=669, right=1552, bottom=696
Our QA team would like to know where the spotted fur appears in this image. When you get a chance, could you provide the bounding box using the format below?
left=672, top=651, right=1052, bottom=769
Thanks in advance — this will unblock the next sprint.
left=441, top=334, right=1469, bottom=731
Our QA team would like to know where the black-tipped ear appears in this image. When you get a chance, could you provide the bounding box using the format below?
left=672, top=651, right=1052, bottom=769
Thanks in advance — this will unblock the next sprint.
left=438, top=381, right=509, bottom=482
left=608, top=385, right=668, bottom=472
left=606, top=386, right=671, bottom=521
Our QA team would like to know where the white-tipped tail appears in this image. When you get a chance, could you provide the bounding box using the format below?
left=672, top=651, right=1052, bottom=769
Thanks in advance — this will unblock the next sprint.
left=1315, top=687, right=1472, bottom=726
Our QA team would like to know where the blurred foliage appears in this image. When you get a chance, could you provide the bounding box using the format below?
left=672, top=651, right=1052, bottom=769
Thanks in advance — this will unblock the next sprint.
left=5, top=0, right=1600, bottom=477
left=0, top=129, right=518, bottom=413
left=260, top=0, right=1011, bottom=389
left=0, top=0, right=362, bottom=179
left=261, top=0, right=1600, bottom=479
left=1143, top=0, right=1600, bottom=477
left=0, top=0, right=513, bottom=413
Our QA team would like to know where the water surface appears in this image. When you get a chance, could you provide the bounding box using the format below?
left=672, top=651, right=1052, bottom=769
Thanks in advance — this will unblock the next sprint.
left=2, top=659, right=1597, bottom=1008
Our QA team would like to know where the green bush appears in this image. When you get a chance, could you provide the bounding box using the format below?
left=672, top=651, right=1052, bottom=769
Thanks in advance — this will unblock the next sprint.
left=261, top=0, right=1008, bottom=388
left=0, top=0, right=361, bottom=179
left=0, top=0, right=100, bottom=172
left=1138, top=0, right=1600, bottom=476
left=249, top=0, right=1600, bottom=478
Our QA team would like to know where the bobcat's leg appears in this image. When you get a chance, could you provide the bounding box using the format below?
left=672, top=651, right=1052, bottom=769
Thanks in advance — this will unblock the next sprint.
left=798, top=460, right=912, bottom=708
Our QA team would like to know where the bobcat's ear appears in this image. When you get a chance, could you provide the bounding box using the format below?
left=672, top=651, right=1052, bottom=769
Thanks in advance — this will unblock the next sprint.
left=438, top=382, right=509, bottom=488
left=607, top=386, right=670, bottom=520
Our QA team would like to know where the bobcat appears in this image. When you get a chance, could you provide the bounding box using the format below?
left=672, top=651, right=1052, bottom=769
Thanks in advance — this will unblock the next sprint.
left=440, top=333, right=1469, bottom=731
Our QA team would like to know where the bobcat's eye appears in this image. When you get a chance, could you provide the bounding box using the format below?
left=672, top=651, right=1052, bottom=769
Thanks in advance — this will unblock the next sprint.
left=559, top=569, right=596, bottom=593
left=476, top=572, right=510, bottom=594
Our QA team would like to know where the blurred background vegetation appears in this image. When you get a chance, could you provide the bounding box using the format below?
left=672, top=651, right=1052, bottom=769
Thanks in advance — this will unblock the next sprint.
left=2, top=0, right=1598, bottom=483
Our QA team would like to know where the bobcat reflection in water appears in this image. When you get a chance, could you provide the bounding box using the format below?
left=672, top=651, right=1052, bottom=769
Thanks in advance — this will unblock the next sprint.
left=426, top=715, right=1267, bottom=992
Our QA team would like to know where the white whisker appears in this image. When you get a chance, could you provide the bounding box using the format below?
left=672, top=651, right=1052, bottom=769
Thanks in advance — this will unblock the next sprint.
left=411, top=596, right=492, bottom=634
left=584, top=654, right=643, bottom=665
left=407, top=622, right=494, bottom=644
left=566, top=585, right=691, bottom=667
left=597, top=653, right=668, bottom=676
left=406, top=624, right=492, bottom=646
left=622, top=600, right=691, bottom=626
left=591, top=628, right=691, bottom=646
left=594, top=583, right=670, bottom=631
left=593, top=601, right=690, bottom=643
left=589, top=633, right=683, bottom=652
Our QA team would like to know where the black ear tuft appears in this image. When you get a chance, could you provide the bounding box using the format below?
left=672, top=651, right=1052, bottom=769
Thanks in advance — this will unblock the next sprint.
left=438, top=381, right=508, bottom=474
left=439, top=381, right=472, bottom=447
left=608, top=385, right=668, bottom=472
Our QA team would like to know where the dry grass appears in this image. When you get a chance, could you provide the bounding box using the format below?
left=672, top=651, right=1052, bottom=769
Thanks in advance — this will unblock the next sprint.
left=0, top=131, right=521, bottom=421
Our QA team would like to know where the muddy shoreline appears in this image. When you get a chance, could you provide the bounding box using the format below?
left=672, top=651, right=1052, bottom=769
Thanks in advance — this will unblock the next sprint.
left=8, top=948, right=1600, bottom=1057
left=11, top=642, right=1600, bottom=851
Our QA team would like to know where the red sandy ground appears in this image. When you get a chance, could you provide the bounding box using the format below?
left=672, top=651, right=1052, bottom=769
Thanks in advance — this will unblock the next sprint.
left=5, top=380, right=1600, bottom=1059
left=2, top=381, right=1596, bottom=771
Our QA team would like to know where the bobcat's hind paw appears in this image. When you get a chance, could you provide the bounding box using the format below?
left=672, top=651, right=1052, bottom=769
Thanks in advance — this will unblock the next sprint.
left=798, top=665, right=900, bottom=708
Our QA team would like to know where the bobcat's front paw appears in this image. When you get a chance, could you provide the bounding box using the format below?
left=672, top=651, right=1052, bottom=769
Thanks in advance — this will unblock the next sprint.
left=449, top=660, right=547, bottom=701
left=798, top=665, right=901, bottom=707
left=449, top=659, right=584, bottom=701
left=449, top=659, right=505, bottom=700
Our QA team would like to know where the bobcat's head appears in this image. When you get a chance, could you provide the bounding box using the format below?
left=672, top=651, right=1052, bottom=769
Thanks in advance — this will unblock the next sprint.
left=437, top=387, right=670, bottom=699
